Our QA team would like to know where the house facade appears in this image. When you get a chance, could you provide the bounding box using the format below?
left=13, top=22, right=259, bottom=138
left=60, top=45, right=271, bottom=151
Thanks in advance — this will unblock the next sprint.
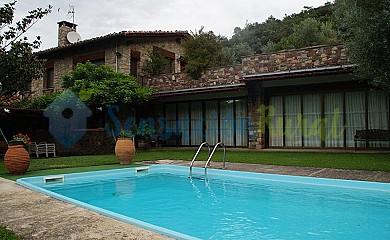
left=33, top=21, right=189, bottom=97
left=144, top=45, right=389, bottom=149
left=32, top=21, right=389, bottom=152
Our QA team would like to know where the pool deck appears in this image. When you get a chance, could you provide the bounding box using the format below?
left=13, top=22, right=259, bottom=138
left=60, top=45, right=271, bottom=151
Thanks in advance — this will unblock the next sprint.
left=1, top=161, right=390, bottom=239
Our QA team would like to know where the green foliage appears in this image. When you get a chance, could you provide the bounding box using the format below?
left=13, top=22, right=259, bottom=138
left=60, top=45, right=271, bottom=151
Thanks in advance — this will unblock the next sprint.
left=262, top=18, right=339, bottom=52
left=335, top=0, right=390, bottom=90
left=0, top=226, right=21, bottom=240
left=10, top=92, right=60, bottom=109
left=0, top=1, right=52, bottom=102
left=217, top=47, right=235, bottom=66
left=136, top=120, right=154, bottom=138
left=183, top=27, right=223, bottom=79
left=230, top=42, right=255, bottom=62
left=118, top=129, right=135, bottom=138
left=229, top=3, right=338, bottom=54
left=142, top=51, right=169, bottom=76
left=230, top=16, right=285, bottom=54
left=63, top=62, right=153, bottom=106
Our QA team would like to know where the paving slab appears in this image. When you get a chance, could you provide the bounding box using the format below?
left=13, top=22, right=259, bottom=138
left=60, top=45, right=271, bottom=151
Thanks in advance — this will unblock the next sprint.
left=0, top=177, right=171, bottom=240
left=1, top=161, right=390, bottom=239
left=148, top=160, right=390, bottom=182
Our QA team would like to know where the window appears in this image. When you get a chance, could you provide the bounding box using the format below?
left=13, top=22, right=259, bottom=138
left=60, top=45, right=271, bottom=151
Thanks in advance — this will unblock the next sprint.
left=165, top=98, right=248, bottom=147
left=324, top=92, right=344, bottom=147
left=73, top=51, right=105, bottom=67
left=130, top=50, right=140, bottom=77
left=302, top=94, right=321, bottom=147
left=267, top=90, right=389, bottom=148
left=284, top=95, right=302, bottom=147
left=268, top=96, right=283, bottom=147
left=44, top=68, right=54, bottom=89
left=153, top=46, right=175, bottom=74
left=205, top=101, right=219, bottom=145
left=345, top=91, right=366, bottom=147
left=89, top=58, right=105, bottom=66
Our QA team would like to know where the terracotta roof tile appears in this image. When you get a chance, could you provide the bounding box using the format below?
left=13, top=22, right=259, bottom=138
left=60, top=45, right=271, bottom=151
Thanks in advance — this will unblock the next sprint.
left=36, top=30, right=189, bottom=55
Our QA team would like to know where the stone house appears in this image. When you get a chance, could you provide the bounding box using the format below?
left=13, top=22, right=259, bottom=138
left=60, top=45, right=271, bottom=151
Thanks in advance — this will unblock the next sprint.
left=33, top=21, right=190, bottom=97
left=32, top=21, right=389, bottom=152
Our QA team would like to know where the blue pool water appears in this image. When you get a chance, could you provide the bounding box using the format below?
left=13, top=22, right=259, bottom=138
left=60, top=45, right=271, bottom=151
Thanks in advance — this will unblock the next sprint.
left=17, top=165, right=390, bottom=240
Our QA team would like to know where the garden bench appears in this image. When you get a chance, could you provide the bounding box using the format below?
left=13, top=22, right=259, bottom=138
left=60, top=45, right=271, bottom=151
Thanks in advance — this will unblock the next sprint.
left=354, top=129, right=390, bottom=150
left=29, top=142, right=57, bottom=157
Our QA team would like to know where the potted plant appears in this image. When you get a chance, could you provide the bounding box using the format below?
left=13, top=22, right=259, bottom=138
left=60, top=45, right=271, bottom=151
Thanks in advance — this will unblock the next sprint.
left=136, top=121, right=154, bottom=150
left=115, top=129, right=136, bottom=165
left=4, top=133, right=31, bottom=174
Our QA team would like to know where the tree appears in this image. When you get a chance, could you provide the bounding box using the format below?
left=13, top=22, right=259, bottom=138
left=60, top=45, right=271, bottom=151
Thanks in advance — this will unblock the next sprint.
left=0, top=1, right=52, bottom=103
left=262, top=18, right=339, bottom=53
left=183, top=27, right=223, bottom=79
left=63, top=62, right=153, bottom=106
left=142, top=51, right=169, bottom=76
left=229, top=3, right=337, bottom=54
left=335, top=0, right=390, bottom=90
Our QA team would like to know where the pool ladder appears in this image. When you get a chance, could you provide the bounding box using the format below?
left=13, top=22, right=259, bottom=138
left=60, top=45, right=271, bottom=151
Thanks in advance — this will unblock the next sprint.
left=189, top=142, right=226, bottom=175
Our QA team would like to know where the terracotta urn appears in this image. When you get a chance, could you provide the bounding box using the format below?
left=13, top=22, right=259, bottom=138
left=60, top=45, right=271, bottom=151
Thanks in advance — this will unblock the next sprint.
left=4, top=142, right=30, bottom=175
left=115, top=138, right=135, bottom=164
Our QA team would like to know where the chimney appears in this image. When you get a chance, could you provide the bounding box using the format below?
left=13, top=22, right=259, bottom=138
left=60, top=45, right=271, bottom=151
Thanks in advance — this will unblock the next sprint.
left=57, top=21, right=77, bottom=47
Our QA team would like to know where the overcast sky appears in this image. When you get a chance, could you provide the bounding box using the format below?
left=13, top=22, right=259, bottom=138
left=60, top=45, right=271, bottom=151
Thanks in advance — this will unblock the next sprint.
left=11, top=0, right=331, bottom=50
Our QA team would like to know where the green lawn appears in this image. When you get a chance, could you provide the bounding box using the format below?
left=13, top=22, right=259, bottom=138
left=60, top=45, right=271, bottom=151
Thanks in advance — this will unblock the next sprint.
left=1, top=150, right=389, bottom=181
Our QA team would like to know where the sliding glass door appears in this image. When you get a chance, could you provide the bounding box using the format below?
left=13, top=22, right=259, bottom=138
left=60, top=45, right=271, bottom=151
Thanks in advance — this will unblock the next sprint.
left=267, top=90, right=389, bottom=148
left=324, top=92, right=344, bottom=147
left=284, top=95, right=302, bottom=147
left=235, top=99, right=248, bottom=147
left=165, top=98, right=248, bottom=147
left=205, top=101, right=218, bottom=145
left=345, top=91, right=366, bottom=147
left=190, top=102, right=203, bottom=145
left=220, top=100, right=234, bottom=146
left=368, top=91, right=389, bottom=147
left=178, top=103, right=190, bottom=145
left=302, top=94, right=321, bottom=147
left=268, top=96, right=283, bottom=147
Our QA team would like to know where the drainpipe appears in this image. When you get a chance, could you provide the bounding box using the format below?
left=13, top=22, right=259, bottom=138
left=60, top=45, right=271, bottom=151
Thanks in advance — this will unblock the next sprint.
left=115, top=44, right=118, bottom=72
left=115, top=43, right=122, bottom=72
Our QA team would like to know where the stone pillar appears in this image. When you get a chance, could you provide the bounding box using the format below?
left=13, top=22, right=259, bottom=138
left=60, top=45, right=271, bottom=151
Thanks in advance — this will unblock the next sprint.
left=247, top=83, right=266, bottom=149
left=57, top=21, right=77, bottom=47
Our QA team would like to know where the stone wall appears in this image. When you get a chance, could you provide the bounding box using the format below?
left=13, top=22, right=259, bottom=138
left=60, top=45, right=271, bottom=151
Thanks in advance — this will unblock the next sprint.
left=104, top=40, right=185, bottom=76
left=145, top=64, right=243, bottom=92
left=146, top=44, right=350, bottom=91
left=242, top=45, right=349, bottom=74
left=32, top=38, right=187, bottom=98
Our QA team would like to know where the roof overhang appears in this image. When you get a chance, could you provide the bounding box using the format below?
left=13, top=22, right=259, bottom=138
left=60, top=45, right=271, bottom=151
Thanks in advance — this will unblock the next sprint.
left=243, top=64, right=356, bottom=87
left=152, top=83, right=246, bottom=98
left=36, top=31, right=190, bottom=58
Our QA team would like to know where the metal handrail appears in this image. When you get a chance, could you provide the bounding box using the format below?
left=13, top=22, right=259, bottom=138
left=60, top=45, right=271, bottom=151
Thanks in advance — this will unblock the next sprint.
left=204, top=142, right=226, bottom=174
left=189, top=142, right=211, bottom=174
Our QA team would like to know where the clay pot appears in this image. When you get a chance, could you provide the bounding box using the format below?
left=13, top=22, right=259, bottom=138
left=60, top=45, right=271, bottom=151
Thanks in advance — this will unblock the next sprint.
left=4, top=144, right=30, bottom=175
left=115, top=138, right=135, bottom=164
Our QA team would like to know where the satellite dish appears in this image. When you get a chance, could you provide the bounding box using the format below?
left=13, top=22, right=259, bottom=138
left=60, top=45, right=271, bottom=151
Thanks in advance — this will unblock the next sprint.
left=67, top=31, right=81, bottom=43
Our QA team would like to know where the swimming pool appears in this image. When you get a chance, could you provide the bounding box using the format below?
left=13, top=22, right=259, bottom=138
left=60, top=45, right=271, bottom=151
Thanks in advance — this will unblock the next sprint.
left=17, top=165, right=390, bottom=239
